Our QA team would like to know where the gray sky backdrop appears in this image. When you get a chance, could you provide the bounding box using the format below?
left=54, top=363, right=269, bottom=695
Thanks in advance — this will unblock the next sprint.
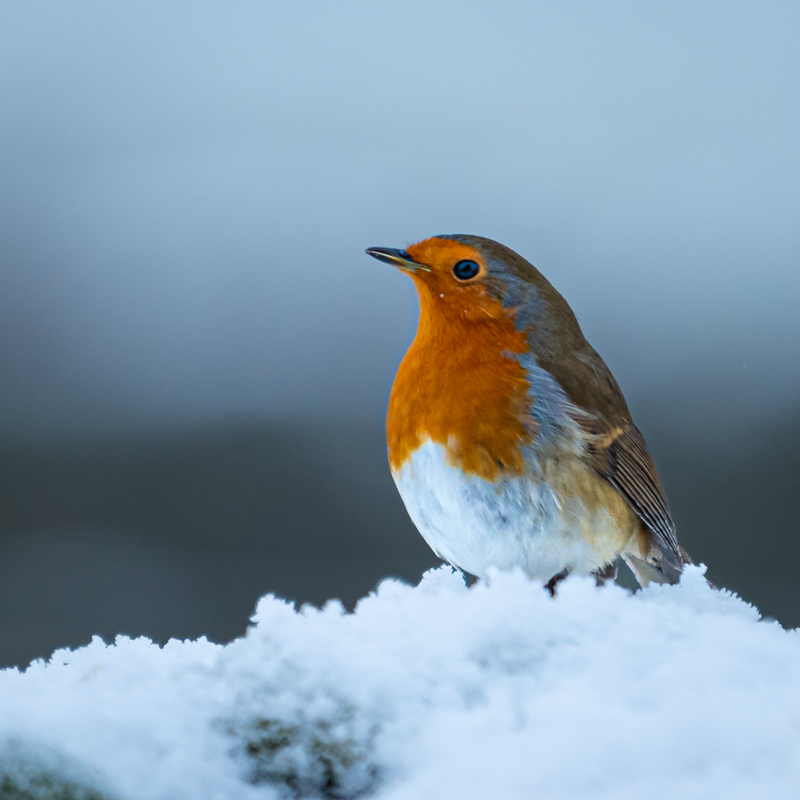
left=1, top=0, right=798, bottom=446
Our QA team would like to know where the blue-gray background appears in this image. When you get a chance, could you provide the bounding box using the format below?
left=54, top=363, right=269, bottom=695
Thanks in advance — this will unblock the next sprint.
left=1, top=1, right=798, bottom=667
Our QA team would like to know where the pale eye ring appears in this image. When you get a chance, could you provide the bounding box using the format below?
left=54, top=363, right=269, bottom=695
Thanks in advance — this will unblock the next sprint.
left=452, top=260, right=480, bottom=280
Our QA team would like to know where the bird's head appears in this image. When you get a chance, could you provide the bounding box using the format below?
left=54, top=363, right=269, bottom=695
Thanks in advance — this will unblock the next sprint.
left=366, top=234, right=578, bottom=341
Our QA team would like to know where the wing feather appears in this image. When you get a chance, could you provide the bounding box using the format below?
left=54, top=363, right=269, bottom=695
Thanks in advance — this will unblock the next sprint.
left=587, top=421, right=683, bottom=580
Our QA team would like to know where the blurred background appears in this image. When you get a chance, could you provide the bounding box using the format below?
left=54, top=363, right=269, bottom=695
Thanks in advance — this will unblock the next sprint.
left=1, top=1, right=798, bottom=668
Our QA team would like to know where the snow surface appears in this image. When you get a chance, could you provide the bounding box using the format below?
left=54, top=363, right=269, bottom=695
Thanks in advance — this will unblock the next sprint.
left=2, top=565, right=800, bottom=799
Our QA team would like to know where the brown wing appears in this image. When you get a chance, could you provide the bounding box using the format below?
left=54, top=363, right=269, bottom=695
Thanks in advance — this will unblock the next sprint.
left=587, top=421, right=683, bottom=582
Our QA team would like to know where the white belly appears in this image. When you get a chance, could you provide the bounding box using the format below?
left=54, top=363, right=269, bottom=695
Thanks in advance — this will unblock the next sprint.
left=392, top=439, right=612, bottom=581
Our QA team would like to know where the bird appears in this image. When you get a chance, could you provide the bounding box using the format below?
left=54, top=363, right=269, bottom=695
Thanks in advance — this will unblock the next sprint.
left=366, top=235, right=687, bottom=593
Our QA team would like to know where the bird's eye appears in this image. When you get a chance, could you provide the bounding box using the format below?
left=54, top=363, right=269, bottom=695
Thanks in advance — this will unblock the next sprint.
left=452, top=260, right=480, bottom=280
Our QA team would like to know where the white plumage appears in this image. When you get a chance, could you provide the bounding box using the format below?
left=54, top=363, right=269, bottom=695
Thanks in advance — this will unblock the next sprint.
left=392, top=439, right=624, bottom=582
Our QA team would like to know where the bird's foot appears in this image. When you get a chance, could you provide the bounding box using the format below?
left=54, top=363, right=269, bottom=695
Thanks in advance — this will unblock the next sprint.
left=591, top=561, right=618, bottom=587
left=545, top=568, right=570, bottom=597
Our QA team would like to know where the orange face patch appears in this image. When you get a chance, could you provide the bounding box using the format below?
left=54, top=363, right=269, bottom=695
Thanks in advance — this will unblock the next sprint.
left=406, top=238, right=485, bottom=276
left=387, top=237, right=534, bottom=481
left=401, top=238, right=504, bottom=321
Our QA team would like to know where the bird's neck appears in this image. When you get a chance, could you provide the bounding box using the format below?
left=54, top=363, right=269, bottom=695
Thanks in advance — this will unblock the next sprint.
left=386, top=293, right=534, bottom=481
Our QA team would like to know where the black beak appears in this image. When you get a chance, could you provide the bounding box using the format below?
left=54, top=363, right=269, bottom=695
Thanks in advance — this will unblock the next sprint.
left=365, top=247, right=430, bottom=272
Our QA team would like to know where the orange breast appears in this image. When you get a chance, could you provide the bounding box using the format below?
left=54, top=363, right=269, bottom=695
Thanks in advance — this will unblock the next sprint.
left=387, top=284, right=534, bottom=482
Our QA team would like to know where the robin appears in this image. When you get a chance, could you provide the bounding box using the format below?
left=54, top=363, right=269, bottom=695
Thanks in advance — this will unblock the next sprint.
left=366, top=235, right=687, bottom=593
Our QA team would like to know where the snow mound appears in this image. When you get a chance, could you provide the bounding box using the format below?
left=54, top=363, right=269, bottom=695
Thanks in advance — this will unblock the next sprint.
left=2, top=566, right=800, bottom=800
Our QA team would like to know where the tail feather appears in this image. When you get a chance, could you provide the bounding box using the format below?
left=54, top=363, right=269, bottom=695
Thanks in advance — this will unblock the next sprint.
left=622, top=552, right=681, bottom=587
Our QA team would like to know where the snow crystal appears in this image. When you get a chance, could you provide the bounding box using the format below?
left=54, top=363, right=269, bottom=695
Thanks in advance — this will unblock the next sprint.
left=2, top=565, right=799, bottom=799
